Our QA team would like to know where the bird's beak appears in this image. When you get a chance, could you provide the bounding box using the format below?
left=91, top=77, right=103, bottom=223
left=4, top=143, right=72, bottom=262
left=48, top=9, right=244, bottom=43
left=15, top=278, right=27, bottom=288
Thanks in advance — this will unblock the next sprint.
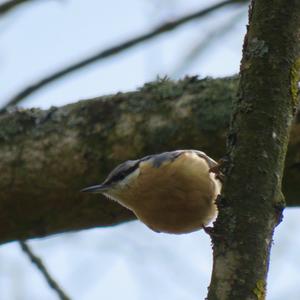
left=80, top=184, right=109, bottom=193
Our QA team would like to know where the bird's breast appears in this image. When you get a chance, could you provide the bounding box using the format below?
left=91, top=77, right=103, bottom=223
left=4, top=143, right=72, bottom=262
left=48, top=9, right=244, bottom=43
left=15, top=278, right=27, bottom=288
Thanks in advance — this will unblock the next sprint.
left=118, top=151, right=220, bottom=233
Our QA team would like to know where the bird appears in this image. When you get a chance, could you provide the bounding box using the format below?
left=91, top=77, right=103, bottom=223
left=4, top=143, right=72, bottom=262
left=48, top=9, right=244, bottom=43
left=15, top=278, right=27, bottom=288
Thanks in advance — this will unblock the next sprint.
left=81, top=150, right=222, bottom=234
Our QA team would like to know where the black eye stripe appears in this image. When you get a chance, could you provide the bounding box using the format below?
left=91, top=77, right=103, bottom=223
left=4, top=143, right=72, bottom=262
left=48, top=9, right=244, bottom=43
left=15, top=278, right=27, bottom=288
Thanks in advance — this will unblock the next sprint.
left=104, top=162, right=139, bottom=185
left=104, top=151, right=183, bottom=185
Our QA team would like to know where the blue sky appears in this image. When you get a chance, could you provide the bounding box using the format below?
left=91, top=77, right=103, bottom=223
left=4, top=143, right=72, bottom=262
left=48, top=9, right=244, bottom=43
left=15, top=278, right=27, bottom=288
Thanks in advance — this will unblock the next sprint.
left=1, top=0, right=245, bottom=108
left=0, top=1, right=299, bottom=299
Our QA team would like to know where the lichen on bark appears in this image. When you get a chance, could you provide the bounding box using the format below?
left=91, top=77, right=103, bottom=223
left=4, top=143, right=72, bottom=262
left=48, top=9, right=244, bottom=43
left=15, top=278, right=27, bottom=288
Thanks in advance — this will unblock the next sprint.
left=207, top=1, right=300, bottom=299
left=0, top=76, right=299, bottom=244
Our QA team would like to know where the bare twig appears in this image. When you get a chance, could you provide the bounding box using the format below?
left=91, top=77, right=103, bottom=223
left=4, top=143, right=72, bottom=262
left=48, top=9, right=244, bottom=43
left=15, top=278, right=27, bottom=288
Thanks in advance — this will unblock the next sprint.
left=0, top=0, right=36, bottom=15
left=172, top=9, right=246, bottom=78
left=19, top=240, right=71, bottom=300
left=1, top=0, right=248, bottom=112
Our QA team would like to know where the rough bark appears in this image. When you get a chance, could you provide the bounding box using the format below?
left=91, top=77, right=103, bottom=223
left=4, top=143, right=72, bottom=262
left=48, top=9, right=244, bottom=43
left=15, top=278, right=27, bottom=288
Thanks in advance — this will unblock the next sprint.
left=207, top=1, right=300, bottom=299
left=0, top=76, right=299, bottom=244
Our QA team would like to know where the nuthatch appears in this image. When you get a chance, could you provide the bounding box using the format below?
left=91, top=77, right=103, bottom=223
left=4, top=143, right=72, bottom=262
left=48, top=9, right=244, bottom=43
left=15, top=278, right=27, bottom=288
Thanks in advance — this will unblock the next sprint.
left=81, top=150, right=222, bottom=234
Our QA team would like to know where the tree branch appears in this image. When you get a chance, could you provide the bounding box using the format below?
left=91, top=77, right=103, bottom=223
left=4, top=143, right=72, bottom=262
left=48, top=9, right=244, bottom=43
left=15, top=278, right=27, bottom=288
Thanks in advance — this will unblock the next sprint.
left=0, top=0, right=248, bottom=112
left=207, top=1, right=300, bottom=299
left=172, top=9, right=246, bottom=77
left=0, top=0, right=38, bottom=15
left=0, top=76, right=299, bottom=244
left=19, top=240, right=71, bottom=300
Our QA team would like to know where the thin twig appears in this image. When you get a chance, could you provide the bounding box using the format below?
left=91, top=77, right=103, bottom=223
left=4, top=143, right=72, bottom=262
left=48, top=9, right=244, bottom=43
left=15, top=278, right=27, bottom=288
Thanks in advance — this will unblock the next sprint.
left=1, top=0, right=248, bottom=112
left=172, top=9, right=247, bottom=78
left=19, top=240, right=71, bottom=300
left=0, top=0, right=36, bottom=15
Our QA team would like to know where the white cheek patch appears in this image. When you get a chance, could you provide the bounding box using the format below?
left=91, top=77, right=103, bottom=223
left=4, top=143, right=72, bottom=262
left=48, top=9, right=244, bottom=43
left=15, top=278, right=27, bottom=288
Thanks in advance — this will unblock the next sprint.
left=103, top=167, right=141, bottom=202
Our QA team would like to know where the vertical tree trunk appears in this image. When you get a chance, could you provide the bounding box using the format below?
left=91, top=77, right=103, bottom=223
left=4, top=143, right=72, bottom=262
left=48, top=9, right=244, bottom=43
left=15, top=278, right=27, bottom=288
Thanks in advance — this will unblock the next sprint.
left=207, top=1, right=300, bottom=299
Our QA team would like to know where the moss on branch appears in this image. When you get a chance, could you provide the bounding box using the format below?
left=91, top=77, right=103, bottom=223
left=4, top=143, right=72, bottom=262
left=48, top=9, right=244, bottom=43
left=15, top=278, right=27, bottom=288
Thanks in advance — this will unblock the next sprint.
left=0, top=76, right=299, bottom=244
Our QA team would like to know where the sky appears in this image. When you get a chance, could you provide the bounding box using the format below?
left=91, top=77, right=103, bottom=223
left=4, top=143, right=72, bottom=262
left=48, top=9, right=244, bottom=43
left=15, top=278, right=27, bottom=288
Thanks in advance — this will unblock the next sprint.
left=0, top=1, right=299, bottom=300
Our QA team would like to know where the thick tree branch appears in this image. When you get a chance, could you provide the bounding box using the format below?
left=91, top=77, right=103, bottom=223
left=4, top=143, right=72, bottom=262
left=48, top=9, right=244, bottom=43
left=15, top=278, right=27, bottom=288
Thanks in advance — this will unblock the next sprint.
left=0, top=0, right=248, bottom=112
left=207, top=1, right=300, bottom=299
left=0, top=76, right=299, bottom=244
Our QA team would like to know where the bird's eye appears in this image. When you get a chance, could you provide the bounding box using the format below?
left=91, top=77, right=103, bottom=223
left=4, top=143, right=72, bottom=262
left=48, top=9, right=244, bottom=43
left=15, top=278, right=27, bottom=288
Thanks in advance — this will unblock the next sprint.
left=106, top=164, right=138, bottom=184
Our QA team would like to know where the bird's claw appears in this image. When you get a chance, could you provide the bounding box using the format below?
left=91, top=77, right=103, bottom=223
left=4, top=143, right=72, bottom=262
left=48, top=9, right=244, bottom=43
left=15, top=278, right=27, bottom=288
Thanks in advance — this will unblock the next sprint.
left=202, top=225, right=214, bottom=236
left=209, top=159, right=226, bottom=182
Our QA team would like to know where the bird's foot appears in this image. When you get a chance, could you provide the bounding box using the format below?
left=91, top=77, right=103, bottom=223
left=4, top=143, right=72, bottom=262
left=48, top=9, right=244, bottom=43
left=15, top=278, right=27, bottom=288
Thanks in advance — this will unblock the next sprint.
left=202, top=225, right=215, bottom=236
left=209, top=159, right=226, bottom=182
